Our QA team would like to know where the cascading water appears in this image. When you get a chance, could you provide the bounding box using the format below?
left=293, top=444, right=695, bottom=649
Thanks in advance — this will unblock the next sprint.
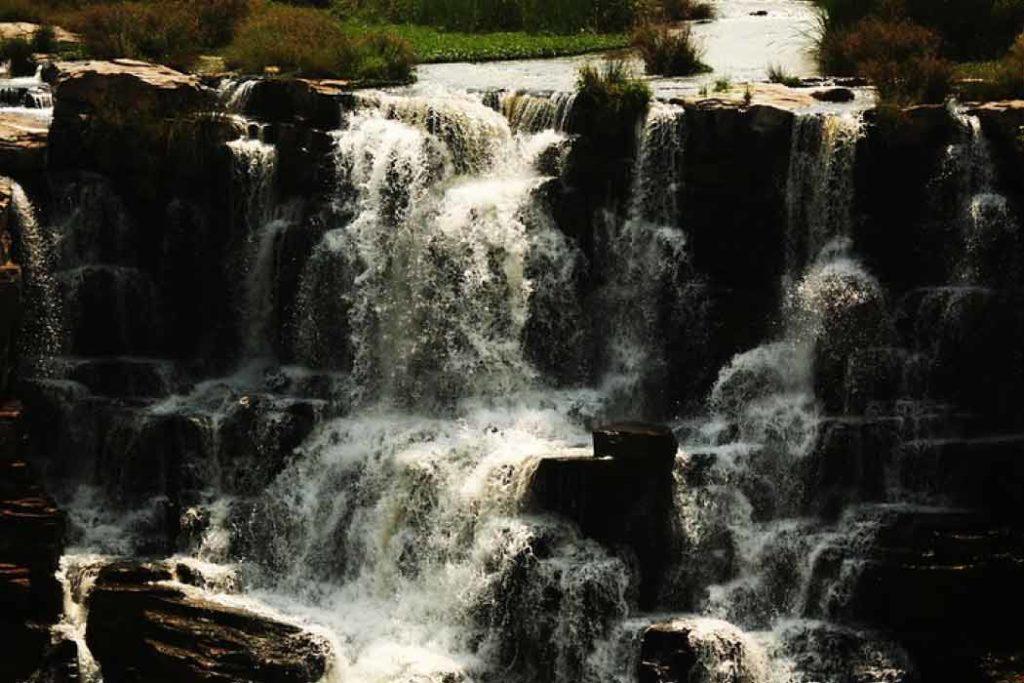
left=597, top=101, right=699, bottom=413
left=228, top=135, right=281, bottom=357
left=31, top=72, right=1014, bottom=683
left=10, top=182, right=64, bottom=375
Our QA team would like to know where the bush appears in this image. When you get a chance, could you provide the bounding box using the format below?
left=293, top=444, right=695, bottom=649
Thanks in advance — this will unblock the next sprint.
left=959, top=32, right=1024, bottom=100
left=67, top=2, right=202, bottom=69
left=575, top=59, right=652, bottom=115
left=633, top=23, right=708, bottom=76
left=225, top=4, right=413, bottom=80
left=30, top=25, right=58, bottom=53
left=0, top=36, right=35, bottom=76
left=820, top=17, right=951, bottom=104
left=816, top=0, right=1024, bottom=61
left=0, top=0, right=43, bottom=22
left=190, top=0, right=255, bottom=47
left=353, top=30, right=414, bottom=81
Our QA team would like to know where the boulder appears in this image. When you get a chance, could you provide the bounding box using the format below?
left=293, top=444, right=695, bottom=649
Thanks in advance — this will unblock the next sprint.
left=85, top=562, right=330, bottom=683
left=637, top=618, right=764, bottom=683
left=49, top=59, right=209, bottom=119
left=775, top=621, right=913, bottom=683
left=527, top=424, right=677, bottom=607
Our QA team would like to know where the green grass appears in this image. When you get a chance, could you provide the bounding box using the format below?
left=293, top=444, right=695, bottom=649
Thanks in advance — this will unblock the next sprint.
left=344, top=21, right=628, bottom=63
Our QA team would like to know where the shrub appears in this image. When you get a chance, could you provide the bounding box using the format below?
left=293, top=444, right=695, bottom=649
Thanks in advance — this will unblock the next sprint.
left=633, top=23, right=708, bottom=76
left=575, top=59, right=652, bottom=115
left=67, top=2, right=202, bottom=69
left=958, top=32, right=1024, bottom=100
left=30, top=25, right=58, bottom=54
left=225, top=4, right=413, bottom=80
left=821, top=17, right=951, bottom=104
left=0, top=36, right=35, bottom=76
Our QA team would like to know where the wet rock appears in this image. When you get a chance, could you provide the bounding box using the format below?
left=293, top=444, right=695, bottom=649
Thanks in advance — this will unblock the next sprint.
left=680, top=101, right=794, bottom=342
left=812, top=87, right=856, bottom=103
left=27, top=639, right=82, bottom=683
left=63, top=357, right=187, bottom=399
left=638, top=618, right=764, bottom=683
left=527, top=424, right=677, bottom=608
left=85, top=561, right=330, bottom=683
left=593, top=421, right=678, bottom=466
left=853, top=106, right=959, bottom=292
left=803, top=417, right=901, bottom=517
left=216, top=394, right=324, bottom=495
left=776, top=620, right=913, bottom=683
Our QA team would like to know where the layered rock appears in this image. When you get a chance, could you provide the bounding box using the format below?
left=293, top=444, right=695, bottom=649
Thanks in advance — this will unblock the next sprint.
left=0, top=110, right=48, bottom=174
left=0, top=401, right=66, bottom=682
left=85, top=561, right=330, bottom=683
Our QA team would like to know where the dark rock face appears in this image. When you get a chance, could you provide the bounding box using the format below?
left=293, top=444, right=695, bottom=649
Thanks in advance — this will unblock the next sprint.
left=807, top=507, right=1024, bottom=682
left=85, top=562, right=329, bottom=683
left=811, top=87, right=856, bottom=103
left=527, top=424, right=677, bottom=608
left=0, top=401, right=66, bottom=682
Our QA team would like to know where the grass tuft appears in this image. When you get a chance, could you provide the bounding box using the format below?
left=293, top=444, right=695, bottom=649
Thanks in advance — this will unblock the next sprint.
left=767, top=63, right=803, bottom=86
left=632, top=23, right=709, bottom=76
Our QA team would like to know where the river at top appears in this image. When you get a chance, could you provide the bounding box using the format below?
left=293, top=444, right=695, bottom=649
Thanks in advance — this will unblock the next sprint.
left=416, top=0, right=820, bottom=96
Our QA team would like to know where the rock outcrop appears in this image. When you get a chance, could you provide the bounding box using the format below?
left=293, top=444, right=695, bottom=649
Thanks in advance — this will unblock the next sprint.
left=527, top=423, right=677, bottom=607
left=85, top=561, right=330, bottom=683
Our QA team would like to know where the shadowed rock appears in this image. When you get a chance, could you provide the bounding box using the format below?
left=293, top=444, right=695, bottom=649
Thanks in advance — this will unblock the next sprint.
left=527, top=423, right=677, bottom=608
left=638, top=617, right=765, bottom=683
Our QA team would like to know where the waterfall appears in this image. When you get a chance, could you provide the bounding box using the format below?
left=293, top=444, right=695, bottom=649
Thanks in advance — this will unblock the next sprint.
left=294, top=91, right=577, bottom=409
left=10, top=182, right=63, bottom=375
left=946, top=112, right=1019, bottom=286
left=672, top=113, right=875, bottom=639
left=494, top=90, right=577, bottom=134
left=598, top=101, right=696, bottom=412
left=228, top=135, right=281, bottom=358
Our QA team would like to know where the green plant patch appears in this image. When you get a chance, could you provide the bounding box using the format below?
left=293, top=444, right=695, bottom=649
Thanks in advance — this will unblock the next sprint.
left=345, top=22, right=628, bottom=63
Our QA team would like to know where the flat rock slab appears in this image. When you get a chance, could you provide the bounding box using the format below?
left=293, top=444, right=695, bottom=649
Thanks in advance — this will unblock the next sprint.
left=86, top=561, right=330, bottom=683
left=0, top=111, right=49, bottom=173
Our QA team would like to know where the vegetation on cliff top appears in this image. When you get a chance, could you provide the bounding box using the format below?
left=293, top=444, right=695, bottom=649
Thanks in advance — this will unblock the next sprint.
left=814, top=0, right=1024, bottom=103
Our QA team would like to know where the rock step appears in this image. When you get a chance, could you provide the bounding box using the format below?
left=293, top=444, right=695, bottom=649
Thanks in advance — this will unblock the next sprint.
left=894, top=435, right=1024, bottom=516
left=85, top=561, right=330, bottom=683
left=56, top=356, right=190, bottom=399
left=830, top=506, right=1024, bottom=682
